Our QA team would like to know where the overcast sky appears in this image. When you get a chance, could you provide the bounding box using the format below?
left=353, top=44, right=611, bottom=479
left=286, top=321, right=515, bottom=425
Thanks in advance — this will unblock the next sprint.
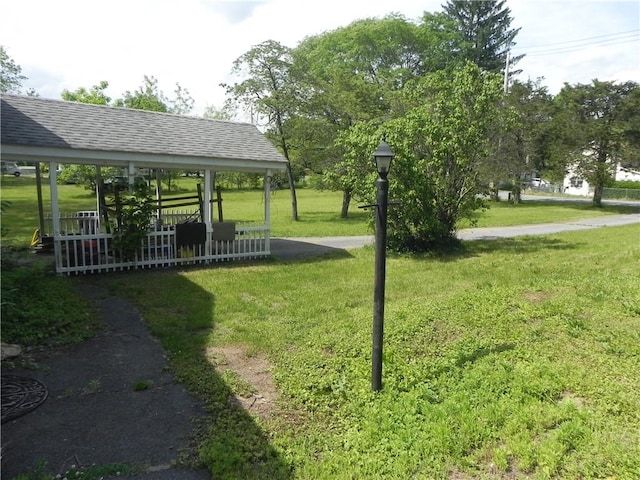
left=2, top=0, right=638, bottom=116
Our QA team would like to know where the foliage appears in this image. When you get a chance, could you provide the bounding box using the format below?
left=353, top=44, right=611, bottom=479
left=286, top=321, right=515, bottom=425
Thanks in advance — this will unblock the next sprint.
left=60, top=75, right=194, bottom=114
left=110, top=184, right=156, bottom=261
left=61, top=81, right=111, bottom=105
left=294, top=14, right=467, bottom=217
left=0, top=259, right=96, bottom=347
left=202, top=104, right=233, bottom=120
left=169, top=82, right=195, bottom=114
left=114, top=75, right=169, bottom=112
left=11, top=460, right=138, bottom=480
left=443, top=0, right=523, bottom=74
left=483, top=78, right=554, bottom=202
left=106, top=224, right=640, bottom=479
left=339, top=63, right=504, bottom=251
left=56, top=164, right=121, bottom=191
left=0, top=45, right=27, bottom=93
left=1, top=199, right=12, bottom=239
left=223, top=40, right=300, bottom=220
left=612, top=180, right=640, bottom=189
left=552, top=80, right=640, bottom=206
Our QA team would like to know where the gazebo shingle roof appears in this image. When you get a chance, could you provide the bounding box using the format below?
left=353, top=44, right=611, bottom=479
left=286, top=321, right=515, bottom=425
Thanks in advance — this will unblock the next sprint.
left=1, top=94, right=288, bottom=170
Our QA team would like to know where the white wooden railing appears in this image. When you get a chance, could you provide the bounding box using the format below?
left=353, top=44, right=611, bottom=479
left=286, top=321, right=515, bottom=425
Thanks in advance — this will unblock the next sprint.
left=48, top=212, right=270, bottom=274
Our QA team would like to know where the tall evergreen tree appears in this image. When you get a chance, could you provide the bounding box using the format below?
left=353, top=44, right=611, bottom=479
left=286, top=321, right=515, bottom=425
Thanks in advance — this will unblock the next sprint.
left=443, top=0, right=523, bottom=75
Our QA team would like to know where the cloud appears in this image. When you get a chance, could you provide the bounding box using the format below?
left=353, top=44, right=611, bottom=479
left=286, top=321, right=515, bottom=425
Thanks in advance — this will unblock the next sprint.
left=208, top=1, right=266, bottom=24
left=2, top=0, right=638, bottom=114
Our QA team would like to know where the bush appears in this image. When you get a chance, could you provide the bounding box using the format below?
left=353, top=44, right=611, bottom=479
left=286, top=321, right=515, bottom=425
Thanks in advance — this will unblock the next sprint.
left=611, top=180, right=640, bottom=189
left=1, top=261, right=96, bottom=347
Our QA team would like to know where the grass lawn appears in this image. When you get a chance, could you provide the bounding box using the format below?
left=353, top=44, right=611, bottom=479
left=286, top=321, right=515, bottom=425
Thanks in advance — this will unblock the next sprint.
left=2, top=176, right=639, bottom=478
left=1, top=175, right=638, bottom=247
left=97, top=224, right=640, bottom=479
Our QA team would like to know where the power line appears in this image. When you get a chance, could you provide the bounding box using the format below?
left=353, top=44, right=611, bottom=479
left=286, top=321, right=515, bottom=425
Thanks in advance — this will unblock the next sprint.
left=522, top=36, right=639, bottom=57
left=515, top=29, right=639, bottom=51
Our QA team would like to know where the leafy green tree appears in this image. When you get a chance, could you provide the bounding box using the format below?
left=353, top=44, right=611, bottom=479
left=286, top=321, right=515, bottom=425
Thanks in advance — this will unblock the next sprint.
left=115, top=75, right=169, bottom=112
left=443, top=0, right=523, bottom=75
left=114, top=75, right=194, bottom=114
left=340, top=62, right=504, bottom=251
left=203, top=104, right=232, bottom=120
left=483, top=78, right=553, bottom=203
left=61, top=81, right=111, bottom=105
left=0, top=45, right=36, bottom=95
left=223, top=40, right=300, bottom=220
left=552, top=80, right=639, bottom=206
left=169, top=83, right=195, bottom=115
left=618, top=86, right=640, bottom=168
left=293, top=14, right=459, bottom=216
left=0, top=46, right=26, bottom=93
left=57, top=164, right=119, bottom=191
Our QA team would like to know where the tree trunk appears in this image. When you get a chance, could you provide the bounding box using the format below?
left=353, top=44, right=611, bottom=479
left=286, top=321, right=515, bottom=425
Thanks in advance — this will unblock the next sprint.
left=340, top=189, right=352, bottom=218
left=285, top=162, right=299, bottom=221
left=592, top=181, right=604, bottom=207
left=511, top=184, right=521, bottom=204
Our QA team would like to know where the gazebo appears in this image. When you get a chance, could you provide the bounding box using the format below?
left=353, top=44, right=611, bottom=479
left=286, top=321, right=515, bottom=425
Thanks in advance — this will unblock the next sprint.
left=1, top=94, right=289, bottom=274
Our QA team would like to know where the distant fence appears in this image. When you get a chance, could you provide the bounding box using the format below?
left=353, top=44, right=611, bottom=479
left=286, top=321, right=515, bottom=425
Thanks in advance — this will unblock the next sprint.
left=525, top=185, right=563, bottom=194
left=602, top=188, right=640, bottom=201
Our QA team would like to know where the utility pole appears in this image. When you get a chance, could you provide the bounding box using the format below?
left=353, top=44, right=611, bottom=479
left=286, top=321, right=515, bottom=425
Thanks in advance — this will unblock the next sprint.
left=503, top=50, right=511, bottom=94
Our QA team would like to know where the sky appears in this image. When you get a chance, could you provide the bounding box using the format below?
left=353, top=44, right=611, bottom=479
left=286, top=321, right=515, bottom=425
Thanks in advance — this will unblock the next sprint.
left=1, top=0, right=639, bottom=117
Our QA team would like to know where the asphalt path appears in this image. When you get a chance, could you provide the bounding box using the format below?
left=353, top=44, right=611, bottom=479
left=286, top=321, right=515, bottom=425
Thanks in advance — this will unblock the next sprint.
left=270, top=212, right=639, bottom=259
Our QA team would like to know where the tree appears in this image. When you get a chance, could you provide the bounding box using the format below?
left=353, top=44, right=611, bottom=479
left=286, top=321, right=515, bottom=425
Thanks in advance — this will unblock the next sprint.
left=1, top=45, right=27, bottom=94
left=114, top=75, right=169, bottom=112
left=169, top=83, right=195, bottom=115
left=61, top=81, right=111, bottom=105
left=203, top=104, right=232, bottom=120
left=339, top=62, right=504, bottom=251
left=482, top=78, right=553, bottom=203
left=443, top=0, right=523, bottom=75
left=552, top=80, right=639, bottom=206
left=293, top=14, right=458, bottom=216
left=222, top=40, right=300, bottom=220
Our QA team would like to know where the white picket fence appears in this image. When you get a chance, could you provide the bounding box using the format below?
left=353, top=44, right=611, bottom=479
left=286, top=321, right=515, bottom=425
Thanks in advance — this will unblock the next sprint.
left=47, top=212, right=270, bottom=274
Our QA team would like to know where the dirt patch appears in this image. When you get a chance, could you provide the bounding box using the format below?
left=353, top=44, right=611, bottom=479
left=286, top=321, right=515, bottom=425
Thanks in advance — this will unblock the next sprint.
left=522, top=291, right=555, bottom=303
left=206, top=344, right=278, bottom=419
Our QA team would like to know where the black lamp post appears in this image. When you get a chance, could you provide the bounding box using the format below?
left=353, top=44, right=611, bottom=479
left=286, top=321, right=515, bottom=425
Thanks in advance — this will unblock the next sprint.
left=371, top=139, right=394, bottom=392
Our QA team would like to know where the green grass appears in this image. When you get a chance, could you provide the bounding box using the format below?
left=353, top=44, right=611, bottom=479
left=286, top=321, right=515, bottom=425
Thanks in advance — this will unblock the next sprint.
left=100, top=224, right=640, bottom=479
left=1, top=254, right=97, bottom=348
left=2, top=176, right=638, bottom=248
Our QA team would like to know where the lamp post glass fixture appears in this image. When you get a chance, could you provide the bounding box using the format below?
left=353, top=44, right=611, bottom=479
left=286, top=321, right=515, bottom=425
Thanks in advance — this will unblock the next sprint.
left=371, top=140, right=394, bottom=391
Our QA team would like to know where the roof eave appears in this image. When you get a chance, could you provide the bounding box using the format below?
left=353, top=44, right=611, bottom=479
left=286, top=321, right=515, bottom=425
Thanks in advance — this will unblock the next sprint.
left=0, top=144, right=289, bottom=172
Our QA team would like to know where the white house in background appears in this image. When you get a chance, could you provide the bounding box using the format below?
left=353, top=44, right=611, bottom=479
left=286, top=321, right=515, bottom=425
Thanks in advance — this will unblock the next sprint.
left=563, top=162, right=640, bottom=196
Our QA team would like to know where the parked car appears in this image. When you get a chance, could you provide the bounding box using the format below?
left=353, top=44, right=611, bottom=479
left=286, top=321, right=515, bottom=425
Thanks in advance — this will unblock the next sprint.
left=1, top=162, right=22, bottom=177
left=529, top=178, right=549, bottom=188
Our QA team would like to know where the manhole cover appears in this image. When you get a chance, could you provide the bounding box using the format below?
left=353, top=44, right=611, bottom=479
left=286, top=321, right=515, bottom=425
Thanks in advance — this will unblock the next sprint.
left=1, top=374, right=48, bottom=423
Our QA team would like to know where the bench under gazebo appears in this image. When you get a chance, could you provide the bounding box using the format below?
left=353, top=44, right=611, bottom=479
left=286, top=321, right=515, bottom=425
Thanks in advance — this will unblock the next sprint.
left=1, top=94, right=289, bottom=274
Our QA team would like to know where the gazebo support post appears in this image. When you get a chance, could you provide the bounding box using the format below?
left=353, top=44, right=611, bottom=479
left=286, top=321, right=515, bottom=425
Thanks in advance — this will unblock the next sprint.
left=49, top=161, right=62, bottom=272
left=35, top=162, right=46, bottom=238
left=264, top=171, right=271, bottom=254
left=204, top=169, right=213, bottom=259
left=155, top=168, right=163, bottom=226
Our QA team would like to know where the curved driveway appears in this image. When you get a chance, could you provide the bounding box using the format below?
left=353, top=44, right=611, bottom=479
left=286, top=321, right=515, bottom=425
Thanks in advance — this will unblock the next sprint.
left=270, top=212, right=640, bottom=260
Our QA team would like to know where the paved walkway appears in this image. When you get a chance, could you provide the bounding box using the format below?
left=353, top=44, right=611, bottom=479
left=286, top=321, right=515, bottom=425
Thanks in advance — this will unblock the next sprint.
left=270, top=213, right=640, bottom=259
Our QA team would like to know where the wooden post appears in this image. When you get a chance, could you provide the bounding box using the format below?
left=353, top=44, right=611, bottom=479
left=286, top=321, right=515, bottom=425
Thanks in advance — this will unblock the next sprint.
left=216, top=185, right=224, bottom=222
